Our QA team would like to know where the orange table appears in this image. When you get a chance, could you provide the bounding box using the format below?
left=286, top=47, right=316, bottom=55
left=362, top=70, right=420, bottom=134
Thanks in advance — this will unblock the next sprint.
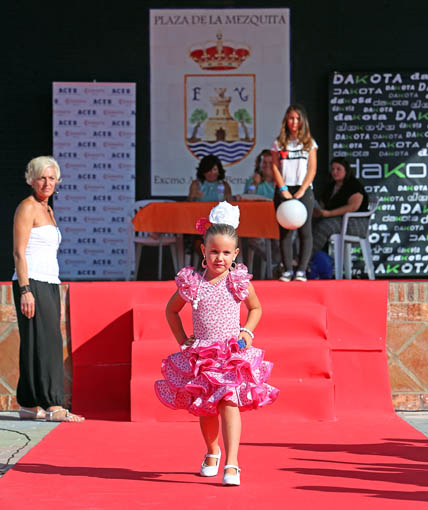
left=132, top=201, right=279, bottom=277
left=132, top=201, right=279, bottom=238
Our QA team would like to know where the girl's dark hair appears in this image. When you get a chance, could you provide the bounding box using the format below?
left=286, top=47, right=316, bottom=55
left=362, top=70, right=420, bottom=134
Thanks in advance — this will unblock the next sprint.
left=254, top=149, right=272, bottom=176
left=204, top=223, right=239, bottom=247
left=330, top=157, right=354, bottom=181
left=196, top=154, right=226, bottom=182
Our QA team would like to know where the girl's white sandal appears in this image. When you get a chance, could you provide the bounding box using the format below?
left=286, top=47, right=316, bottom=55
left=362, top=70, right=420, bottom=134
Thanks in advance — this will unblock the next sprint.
left=200, top=448, right=221, bottom=477
left=222, top=464, right=241, bottom=486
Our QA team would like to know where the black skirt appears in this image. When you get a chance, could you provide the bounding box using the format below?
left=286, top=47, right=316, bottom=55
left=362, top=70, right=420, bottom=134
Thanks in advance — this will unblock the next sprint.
left=13, top=279, right=64, bottom=409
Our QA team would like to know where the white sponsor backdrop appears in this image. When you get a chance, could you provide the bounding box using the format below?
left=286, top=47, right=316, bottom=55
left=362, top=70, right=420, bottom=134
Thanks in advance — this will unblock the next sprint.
left=52, top=82, right=136, bottom=280
left=150, top=8, right=290, bottom=196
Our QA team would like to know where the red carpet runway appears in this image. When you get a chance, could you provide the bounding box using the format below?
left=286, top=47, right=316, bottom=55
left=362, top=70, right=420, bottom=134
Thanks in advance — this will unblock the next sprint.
left=1, top=281, right=427, bottom=508
left=1, top=414, right=427, bottom=509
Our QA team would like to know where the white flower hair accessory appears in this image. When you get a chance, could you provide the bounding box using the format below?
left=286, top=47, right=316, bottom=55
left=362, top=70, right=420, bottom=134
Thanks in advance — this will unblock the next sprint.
left=209, top=201, right=240, bottom=229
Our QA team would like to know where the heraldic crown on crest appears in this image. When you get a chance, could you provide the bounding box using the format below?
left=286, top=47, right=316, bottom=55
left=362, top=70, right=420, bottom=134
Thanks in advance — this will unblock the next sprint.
left=189, top=31, right=251, bottom=71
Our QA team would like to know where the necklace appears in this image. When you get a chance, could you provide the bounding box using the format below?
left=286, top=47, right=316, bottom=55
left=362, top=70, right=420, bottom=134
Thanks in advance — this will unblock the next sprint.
left=32, top=193, right=60, bottom=245
left=33, top=193, right=56, bottom=223
left=192, top=269, right=228, bottom=310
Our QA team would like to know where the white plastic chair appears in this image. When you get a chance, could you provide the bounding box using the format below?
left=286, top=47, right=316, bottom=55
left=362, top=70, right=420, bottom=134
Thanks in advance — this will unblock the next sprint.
left=329, top=197, right=381, bottom=280
left=126, top=200, right=179, bottom=281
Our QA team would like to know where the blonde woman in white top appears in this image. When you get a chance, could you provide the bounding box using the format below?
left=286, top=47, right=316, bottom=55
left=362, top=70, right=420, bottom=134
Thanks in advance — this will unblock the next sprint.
left=12, top=156, right=84, bottom=422
left=271, top=104, right=317, bottom=282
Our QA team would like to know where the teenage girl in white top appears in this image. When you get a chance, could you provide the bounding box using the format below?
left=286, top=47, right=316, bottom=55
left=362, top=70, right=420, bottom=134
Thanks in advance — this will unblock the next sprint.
left=271, top=104, right=318, bottom=282
left=12, top=156, right=84, bottom=422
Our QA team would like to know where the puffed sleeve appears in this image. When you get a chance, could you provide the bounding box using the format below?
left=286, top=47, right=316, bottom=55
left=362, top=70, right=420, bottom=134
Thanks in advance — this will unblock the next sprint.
left=175, top=266, right=200, bottom=302
left=227, top=263, right=253, bottom=301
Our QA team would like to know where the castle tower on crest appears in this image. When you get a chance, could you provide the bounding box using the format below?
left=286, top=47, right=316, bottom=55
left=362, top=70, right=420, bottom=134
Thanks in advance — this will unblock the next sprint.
left=203, top=88, right=239, bottom=142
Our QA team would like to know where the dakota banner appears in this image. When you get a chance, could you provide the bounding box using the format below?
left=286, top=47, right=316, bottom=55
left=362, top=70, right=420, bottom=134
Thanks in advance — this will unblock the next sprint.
left=150, top=8, right=290, bottom=196
left=329, top=71, right=428, bottom=278
left=52, top=82, right=136, bottom=280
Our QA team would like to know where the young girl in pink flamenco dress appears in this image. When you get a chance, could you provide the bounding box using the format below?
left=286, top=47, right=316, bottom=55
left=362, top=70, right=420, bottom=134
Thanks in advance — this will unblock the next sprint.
left=155, top=201, right=279, bottom=486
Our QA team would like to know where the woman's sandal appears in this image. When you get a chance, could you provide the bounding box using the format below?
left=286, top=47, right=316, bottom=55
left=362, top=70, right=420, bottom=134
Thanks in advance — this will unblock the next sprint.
left=45, top=408, right=85, bottom=422
left=18, top=407, right=46, bottom=421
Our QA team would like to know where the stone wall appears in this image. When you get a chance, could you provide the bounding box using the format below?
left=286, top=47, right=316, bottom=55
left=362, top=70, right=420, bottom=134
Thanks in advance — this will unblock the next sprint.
left=387, top=281, right=428, bottom=410
left=1, top=281, right=427, bottom=412
left=0, top=283, right=72, bottom=411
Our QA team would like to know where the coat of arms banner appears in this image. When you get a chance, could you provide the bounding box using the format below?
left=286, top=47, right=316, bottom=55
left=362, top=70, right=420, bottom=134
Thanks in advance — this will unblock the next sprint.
left=150, top=8, right=290, bottom=196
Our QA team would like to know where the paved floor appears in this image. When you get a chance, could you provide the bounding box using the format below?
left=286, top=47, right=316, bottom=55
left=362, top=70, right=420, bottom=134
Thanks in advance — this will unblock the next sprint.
left=0, top=412, right=59, bottom=478
left=0, top=411, right=427, bottom=479
left=396, top=410, right=428, bottom=437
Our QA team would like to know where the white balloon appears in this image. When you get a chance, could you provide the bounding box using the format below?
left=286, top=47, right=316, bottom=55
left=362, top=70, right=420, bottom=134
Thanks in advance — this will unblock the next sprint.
left=276, top=199, right=308, bottom=230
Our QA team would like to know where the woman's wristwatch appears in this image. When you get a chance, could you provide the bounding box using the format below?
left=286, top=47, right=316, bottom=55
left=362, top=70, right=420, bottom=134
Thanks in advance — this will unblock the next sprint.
left=279, top=184, right=288, bottom=191
left=20, top=285, right=32, bottom=295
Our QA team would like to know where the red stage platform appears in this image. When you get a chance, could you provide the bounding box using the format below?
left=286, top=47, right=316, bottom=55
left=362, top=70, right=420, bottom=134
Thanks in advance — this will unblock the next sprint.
left=68, top=280, right=391, bottom=422
left=2, top=280, right=427, bottom=509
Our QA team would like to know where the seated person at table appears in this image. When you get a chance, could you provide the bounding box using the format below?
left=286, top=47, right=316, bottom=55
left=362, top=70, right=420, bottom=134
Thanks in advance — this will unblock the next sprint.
left=188, top=154, right=232, bottom=202
left=241, top=149, right=275, bottom=200
left=312, top=157, right=369, bottom=255
left=241, top=150, right=280, bottom=273
left=186, top=155, right=232, bottom=265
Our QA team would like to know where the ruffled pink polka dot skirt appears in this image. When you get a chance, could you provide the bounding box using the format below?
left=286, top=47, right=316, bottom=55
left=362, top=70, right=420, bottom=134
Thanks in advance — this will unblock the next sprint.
left=155, top=337, right=279, bottom=416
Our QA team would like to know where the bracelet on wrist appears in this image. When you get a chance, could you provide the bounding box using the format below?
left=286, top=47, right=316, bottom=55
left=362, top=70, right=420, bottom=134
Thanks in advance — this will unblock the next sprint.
left=20, top=285, right=32, bottom=295
left=279, top=184, right=288, bottom=192
left=240, top=327, right=254, bottom=339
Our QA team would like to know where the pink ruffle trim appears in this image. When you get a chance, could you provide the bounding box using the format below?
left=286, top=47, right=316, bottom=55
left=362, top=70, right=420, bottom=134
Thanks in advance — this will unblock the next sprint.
left=175, top=264, right=252, bottom=303
left=226, top=263, right=252, bottom=301
left=175, top=266, right=200, bottom=302
left=154, top=338, right=279, bottom=416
